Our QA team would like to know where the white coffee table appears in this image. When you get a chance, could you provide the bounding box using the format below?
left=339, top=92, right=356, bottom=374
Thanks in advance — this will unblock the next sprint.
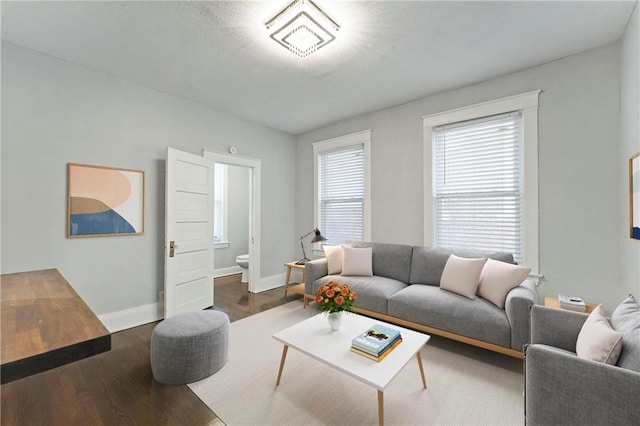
left=273, top=312, right=430, bottom=426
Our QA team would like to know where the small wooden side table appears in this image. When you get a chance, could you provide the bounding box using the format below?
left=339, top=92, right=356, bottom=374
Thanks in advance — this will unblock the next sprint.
left=544, top=296, right=597, bottom=314
left=283, top=262, right=311, bottom=308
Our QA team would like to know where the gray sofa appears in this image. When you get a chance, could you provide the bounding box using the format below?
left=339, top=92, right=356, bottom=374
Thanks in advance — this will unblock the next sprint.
left=305, top=241, right=538, bottom=358
left=525, top=302, right=640, bottom=425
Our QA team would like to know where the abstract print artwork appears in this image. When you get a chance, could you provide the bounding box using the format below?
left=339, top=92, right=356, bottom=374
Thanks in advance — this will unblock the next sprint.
left=631, top=152, right=640, bottom=241
left=68, top=163, right=144, bottom=237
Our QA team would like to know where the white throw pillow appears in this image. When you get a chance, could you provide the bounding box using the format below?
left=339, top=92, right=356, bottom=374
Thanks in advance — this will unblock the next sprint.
left=341, top=246, right=373, bottom=276
left=477, top=259, right=531, bottom=308
left=576, top=304, right=623, bottom=365
left=324, top=245, right=343, bottom=275
left=439, top=255, right=487, bottom=300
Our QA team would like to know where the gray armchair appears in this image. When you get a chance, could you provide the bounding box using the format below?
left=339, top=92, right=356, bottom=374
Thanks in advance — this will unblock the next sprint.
left=524, top=305, right=640, bottom=425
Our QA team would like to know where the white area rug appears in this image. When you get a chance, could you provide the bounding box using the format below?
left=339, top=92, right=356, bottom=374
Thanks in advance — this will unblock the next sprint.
left=188, top=302, right=524, bottom=425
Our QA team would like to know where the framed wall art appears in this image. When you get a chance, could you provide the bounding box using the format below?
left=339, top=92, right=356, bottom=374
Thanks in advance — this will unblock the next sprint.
left=631, top=152, right=640, bottom=241
left=67, top=163, right=145, bottom=237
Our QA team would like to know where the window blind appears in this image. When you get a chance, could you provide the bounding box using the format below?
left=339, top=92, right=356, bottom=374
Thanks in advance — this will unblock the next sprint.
left=433, top=111, right=523, bottom=262
left=318, top=144, right=364, bottom=244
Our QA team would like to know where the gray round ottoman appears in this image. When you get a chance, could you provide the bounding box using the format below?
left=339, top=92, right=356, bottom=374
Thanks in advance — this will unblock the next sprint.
left=151, top=310, right=229, bottom=385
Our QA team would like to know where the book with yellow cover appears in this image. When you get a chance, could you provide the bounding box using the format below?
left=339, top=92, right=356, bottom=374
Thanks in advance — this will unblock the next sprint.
left=350, top=337, right=403, bottom=362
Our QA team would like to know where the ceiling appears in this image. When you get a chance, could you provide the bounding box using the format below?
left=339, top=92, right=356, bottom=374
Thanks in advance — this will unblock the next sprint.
left=1, top=1, right=636, bottom=135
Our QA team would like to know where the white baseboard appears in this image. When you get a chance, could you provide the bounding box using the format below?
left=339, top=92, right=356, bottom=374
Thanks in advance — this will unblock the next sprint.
left=100, top=268, right=301, bottom=330
left=99, top=302, right=163, bottom=333
left=214, top=266, right=243, bottom=278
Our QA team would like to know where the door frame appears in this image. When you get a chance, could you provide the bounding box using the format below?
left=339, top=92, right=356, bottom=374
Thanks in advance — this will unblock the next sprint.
left=203, top=150, right=261, bottom=293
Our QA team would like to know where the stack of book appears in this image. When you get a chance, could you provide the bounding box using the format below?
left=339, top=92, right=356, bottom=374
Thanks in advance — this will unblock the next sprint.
left=558, top=294, right=586, bottom=312
left=350, top=323, right=402, bottom=361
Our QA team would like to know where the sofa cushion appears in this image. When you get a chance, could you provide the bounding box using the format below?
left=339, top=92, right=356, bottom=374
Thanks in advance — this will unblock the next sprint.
left=576, top=305, right=623, bottom=365
left=409, top=246, right=515, bottom=285
left=344, top=241, right=413, bottom=283
left=341, top=246, right=373, bottom=276
left=324, top=245, right=343, bottom=275
left=477, top=259, right=531, bottom=308
left=313, top=275, right=407, bottom=314
left=610, top=294, right=640, bottom=372
left=388, top=284, right=511, bottom=348
left=439, top=255, right=487, bottom=299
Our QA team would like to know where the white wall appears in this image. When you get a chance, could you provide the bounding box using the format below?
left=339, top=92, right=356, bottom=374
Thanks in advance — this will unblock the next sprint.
left=296, top=43, right=626, bottom=312
left=620, top=4, right=640, bottom=299
left=1, top=42, right=296, bottom=325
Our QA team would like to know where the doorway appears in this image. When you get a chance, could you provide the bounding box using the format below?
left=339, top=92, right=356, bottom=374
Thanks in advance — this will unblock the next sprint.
left=203, top=150, right=261, bottom=293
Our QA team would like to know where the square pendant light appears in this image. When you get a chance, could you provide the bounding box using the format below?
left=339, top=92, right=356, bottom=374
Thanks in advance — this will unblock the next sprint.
left=266, top=0, right=340, bottom=58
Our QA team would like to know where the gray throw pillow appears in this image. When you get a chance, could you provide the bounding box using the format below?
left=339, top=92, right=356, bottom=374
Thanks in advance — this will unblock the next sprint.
left=610, top=294, right=640, bottom=372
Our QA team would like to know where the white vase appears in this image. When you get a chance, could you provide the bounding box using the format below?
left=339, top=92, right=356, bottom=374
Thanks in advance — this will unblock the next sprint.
left=327, top=311, right=343, bottom=331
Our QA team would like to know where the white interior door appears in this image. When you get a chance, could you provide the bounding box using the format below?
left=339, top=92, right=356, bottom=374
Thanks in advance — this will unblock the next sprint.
left=164, top=147, right=214, bottom=318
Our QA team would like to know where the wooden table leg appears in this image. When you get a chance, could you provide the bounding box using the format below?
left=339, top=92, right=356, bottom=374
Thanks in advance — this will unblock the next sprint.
left=377, top=390, right=384, bottom=426
left=276, top=345, right=288, bottom=385
left=283, top=266, right=292, bottom=298
left=416, top=352, right=427, bottom=388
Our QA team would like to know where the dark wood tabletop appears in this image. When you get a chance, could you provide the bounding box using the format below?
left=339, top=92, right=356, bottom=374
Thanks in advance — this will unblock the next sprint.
left=1, top=268, right=111, bottom=383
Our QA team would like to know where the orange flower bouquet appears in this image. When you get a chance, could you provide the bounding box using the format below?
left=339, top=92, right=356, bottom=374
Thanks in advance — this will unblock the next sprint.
left=314, top=281, right=358, bottom=314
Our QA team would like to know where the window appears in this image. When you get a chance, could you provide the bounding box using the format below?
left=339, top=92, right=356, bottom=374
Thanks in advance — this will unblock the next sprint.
left=433, top=112, right=523, bottom=261
left=313, top=130, right=371, bottom=245
left=423, top=91, right=540, bottom=273
left=213, top=163, right=228, bottom=246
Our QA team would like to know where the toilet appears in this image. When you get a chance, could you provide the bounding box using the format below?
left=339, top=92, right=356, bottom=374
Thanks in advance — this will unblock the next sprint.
left=236, top=254, right=249, bottom=283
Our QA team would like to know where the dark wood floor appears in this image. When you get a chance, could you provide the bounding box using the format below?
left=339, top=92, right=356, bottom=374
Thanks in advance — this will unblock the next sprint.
left=0, top=275, right=304, bottom=425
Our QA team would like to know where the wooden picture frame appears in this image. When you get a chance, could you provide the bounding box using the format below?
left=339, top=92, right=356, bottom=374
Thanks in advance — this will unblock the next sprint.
left=67, top=163, right=145, bottom=237
left=630, top=152, right=640, bottom=241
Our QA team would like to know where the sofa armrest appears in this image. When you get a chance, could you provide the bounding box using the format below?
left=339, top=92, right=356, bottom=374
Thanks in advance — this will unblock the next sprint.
left=304, top=258, right=328, bottom=294
left=525, top=344, right=640, bottom=425
left=504, top=280, right=537, bottom=351
left=530, top=305, right=588, bottom=352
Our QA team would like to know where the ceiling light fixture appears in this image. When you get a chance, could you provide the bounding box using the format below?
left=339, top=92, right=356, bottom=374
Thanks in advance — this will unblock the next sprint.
left=265, top=0, right=340, bottom=58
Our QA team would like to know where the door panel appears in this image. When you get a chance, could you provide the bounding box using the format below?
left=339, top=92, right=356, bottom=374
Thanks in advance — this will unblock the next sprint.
left=173, top=277, right=211, bottom=308
left=165, top=147, right=214, bottom=318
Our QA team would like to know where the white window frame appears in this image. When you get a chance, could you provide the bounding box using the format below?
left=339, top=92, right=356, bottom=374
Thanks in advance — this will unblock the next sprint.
left=422, top=91, right=541, bottom=276
left=213, top=163, right=229, bottom=249
left=313, top=129, right=372, bottom=246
